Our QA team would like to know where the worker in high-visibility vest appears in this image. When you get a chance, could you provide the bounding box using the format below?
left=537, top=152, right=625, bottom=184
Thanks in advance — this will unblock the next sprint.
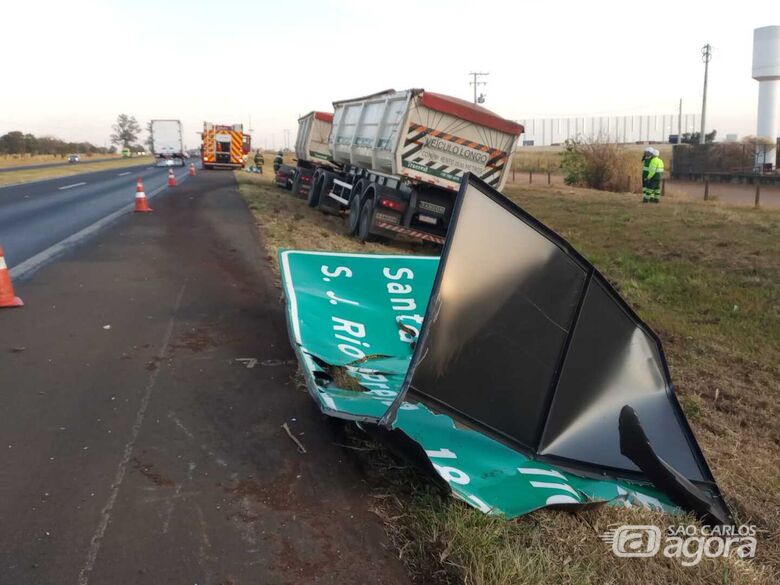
left=253, top=149, right=264, bottom=174
left=642, top=147, right=665, bottom=203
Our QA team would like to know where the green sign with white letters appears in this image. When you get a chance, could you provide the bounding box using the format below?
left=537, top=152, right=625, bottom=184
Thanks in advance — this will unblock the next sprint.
left=280, top=249, right=678, bottom=518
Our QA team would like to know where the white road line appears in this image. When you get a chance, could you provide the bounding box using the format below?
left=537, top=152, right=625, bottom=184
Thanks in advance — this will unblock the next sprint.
left=58, top=182, right=87, bottom=190
left=117, top=171, right=131, bottom=176
left=10, top=175, right=188, bottom=280
left=77, top=284, right=186, bottom=585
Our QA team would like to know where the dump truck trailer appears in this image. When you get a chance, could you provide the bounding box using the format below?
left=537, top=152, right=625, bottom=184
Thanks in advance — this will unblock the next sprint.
left=300, top=89, right=523, bottom=244
left=201, top=122, right=245, bottom=170
left=290, top=111, right=336, bottom=197
left=151, top=120, right=186, bottom=167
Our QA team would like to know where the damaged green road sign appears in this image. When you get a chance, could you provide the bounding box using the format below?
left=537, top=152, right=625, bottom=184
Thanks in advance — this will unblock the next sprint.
left=280, top=249, right=678, bottom=518
left=279, top=250, right=439, bottom=421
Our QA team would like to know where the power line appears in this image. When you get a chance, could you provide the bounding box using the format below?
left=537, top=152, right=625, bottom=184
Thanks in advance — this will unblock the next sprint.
left=469, top=72, right=489, bottom=105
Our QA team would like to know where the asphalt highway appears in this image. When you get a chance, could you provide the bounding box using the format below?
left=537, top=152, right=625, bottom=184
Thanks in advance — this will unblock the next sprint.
left=0, top=171, right=411, bottom=585
left=0, top=162, right=194, bottom=276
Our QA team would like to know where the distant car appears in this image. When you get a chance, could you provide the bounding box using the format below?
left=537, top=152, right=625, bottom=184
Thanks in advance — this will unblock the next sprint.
left=68, top=154, right=80, bottom=163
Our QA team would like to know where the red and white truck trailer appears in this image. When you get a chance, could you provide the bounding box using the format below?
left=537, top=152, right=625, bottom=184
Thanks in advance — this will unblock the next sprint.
left=289, top=111, right=335, bottom=197
left=293, top=89, right=523, bottom=244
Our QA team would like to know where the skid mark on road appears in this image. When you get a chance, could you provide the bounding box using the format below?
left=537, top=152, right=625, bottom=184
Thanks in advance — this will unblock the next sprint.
left=168, top=410, right=229, bottom=468
left=168, top=411, right=195, bottom=439
left=77, top=284, right=186, bottom=585
left=117, top=171, right=131, bottom=177
left=161, top=462, right=195, bottom=535
left=195, top=503, right=216, bottom=584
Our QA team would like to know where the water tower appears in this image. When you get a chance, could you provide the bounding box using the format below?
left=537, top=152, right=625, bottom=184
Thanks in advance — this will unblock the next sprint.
left=752, top=26, right=780, bottom=171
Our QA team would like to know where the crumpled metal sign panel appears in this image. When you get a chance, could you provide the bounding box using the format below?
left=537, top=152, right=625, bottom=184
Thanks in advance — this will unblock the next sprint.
left=278, top=171, right=730, bottom=525
left=280, top=249, right=678, bottom=518
left=381, top=175, right=731, bottom=525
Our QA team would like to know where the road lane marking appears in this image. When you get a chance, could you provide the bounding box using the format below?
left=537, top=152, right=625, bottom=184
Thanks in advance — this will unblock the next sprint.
left=58, top=181, right=87, bottom=190
left=77, top=285, right=187, bottom=585
left=0, top=163, right=152, bottom=190
left=10, top=174, right=190, bottom=280
left=117, top=171, right=131, bottom=176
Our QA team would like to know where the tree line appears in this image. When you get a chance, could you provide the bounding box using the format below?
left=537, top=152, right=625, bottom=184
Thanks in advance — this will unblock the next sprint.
left=1, top=114, right=150, bottom=157
left=0, top=131, right=115, bottom=156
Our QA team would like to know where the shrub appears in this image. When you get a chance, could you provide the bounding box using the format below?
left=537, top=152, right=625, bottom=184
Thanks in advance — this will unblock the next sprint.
left=561, top=139, right=642, bottom=193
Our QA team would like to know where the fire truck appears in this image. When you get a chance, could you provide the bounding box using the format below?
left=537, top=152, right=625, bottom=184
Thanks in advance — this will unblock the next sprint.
left=201, top=122, right=246, bottom=170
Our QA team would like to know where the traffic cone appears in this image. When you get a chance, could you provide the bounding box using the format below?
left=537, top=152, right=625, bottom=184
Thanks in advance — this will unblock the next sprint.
left=0, top=247, right=23, bottom=308
left=168, top=169, right=177, bottom=187
left=134, top=177, right=152, bottom=213
left=188, top=163, right=196, bottom=176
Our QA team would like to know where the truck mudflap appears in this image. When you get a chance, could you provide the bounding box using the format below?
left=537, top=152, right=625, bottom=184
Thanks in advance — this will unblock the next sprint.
left=278, top=174, right=731, bottom=524
left=373, top=220, right=445, bottom=245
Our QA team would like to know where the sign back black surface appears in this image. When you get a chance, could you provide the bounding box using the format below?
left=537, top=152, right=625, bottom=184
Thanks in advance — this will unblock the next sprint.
left=383, top=174, right=731, bottom=524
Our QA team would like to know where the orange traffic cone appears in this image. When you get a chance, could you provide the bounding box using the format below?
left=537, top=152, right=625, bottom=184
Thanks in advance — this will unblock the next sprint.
left=188, top=163, right=196, bottom=176
left=0, top=247, right=23, bottom=308
left=168, top=169, right=177, bottom=187
left=134, top=177, right=152, bottom=213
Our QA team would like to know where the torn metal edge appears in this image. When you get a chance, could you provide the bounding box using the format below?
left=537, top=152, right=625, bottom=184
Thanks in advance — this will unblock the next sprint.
left=279, top=249, right=402, bottom=424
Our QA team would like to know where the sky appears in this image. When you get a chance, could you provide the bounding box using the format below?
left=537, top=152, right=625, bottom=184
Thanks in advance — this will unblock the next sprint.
left=1, top=0, right=777, bottom=149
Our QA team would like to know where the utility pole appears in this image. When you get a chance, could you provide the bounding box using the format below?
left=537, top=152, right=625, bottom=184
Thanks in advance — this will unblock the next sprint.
left=700, top=44, right=712, bottom=145
left=677, top=99, right=682, bottom=143
left=469, top=72, right=489, bottom=104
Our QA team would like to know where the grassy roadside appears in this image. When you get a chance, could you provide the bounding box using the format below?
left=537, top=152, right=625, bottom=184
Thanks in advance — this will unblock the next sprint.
left=0, top=156, right=154, bottom=186
left=237, top=170, right=779, bottom=584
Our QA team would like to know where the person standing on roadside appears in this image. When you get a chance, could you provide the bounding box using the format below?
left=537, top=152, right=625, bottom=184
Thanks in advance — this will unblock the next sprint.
left=253, top=149, right=264, bottom=174
left=642, top=147, right=665, bottom=203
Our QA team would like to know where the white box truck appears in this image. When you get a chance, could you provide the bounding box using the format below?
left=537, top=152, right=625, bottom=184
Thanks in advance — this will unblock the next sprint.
left=297, top=89, right=523, bottom=244
left=151, top=119, right=185, bottom=167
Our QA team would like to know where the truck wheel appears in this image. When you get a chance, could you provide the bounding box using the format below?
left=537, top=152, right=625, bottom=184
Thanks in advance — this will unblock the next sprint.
left=346, top=193, right=361, bottom=234
left=308, top=173, right=322, bottom=207
left=357, top=198, right=376, bottom=242
left=316, top=173, right=336, bottom=213
left=291, top=174, right=301, bottom=196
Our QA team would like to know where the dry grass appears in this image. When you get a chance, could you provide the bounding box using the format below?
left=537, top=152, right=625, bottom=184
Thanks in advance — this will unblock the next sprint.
left=512, top=148, right=563, bottom=172
left=513, top=144, right=674, bottom=177
left=235, top=171, right=430, bottom=277
left=0, top=156, right=154, bottom=186
left=238, top=170, right=780, bottom=584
